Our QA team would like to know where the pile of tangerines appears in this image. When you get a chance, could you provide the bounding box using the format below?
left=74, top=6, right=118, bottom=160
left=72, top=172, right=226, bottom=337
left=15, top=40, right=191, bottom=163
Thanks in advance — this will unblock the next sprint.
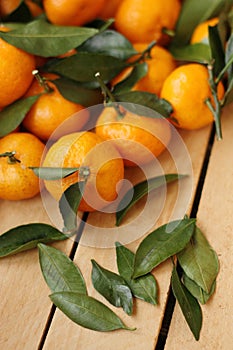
left=0, top=0, right=229, bottom=210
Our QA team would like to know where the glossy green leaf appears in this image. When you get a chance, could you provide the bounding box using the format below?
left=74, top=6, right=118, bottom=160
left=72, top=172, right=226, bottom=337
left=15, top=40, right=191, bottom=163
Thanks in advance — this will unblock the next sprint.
left=172, top=266, right=202, bottom=341
left=208, top=25, right=225, bottom=76
left=115, top=242, right=157, bottom=305
left=38, top=243, right=87, bottom=294
left=0, top=19, right=98, bottom=57
left=115, top=91, right=173, bottom=118
left=59, top=181, right=86, bottom=233
left=172, top=0, right=230, bottom=46
left=183, top=274, right=216, bottom=305
left=116, top=174, right=185, bottom=226
left=0, top=223, right=67, bottom=258
left=78, top=29, right=137, bottom=59
left=91, top=259, right=133, bottom=315
left=50, top=291, right=135, bottom=331
left=133, top=218, right=196, bottom=278
left=169, top=44, right=211, bottom=64
left=52, top=77, right=103, bottom=106
left=177, top=226, right=219, bottom=294
left=46, top=53, right=128, bottom=83
left=0, top=95, right=40, bottom=137
left=113, top=63, right=148, bottom=94
left=30, top=167, right=79, bottom=180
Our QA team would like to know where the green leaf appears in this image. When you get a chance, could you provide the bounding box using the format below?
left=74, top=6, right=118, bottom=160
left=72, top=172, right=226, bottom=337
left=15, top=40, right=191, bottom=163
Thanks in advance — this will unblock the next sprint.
left=208, top=25, right=225, bottom=76
left=172, top=0, right=229, bottom=46
left=46, top=53, right=128, bottom=83
left=0, top=223, right=67, bottom=258
left=116, top=174, right=185, bottom=226
left=78, top=29, right=137, bottom=60
left=177, top=226, right=219, bottom=294
left=38, top=243, right=87, bottom=294
left=133, top=218, right=196, bottom=278
left=171, top=266, right=202, bottom=341
left=115, top=91, right=173, bottom=118
left=115, top=242, right=157, bottom=305
left=0, top=95, right=40, bottom=137
left=50, top=291, right=135, bottom=331
left=30, top=167, right=80, bottom=180
left=52, top=77, right=103, bottom=106
left=169, top=44, right=211, bottom=64
left=183, top=274, right=216, bottom=305
left=91, top=259, right=133, bottom=315
left=0, top=19, right=98, bottom=57
left=113, top=63, right=148, bottom=94
left=59, top=181, right=86, bottom=233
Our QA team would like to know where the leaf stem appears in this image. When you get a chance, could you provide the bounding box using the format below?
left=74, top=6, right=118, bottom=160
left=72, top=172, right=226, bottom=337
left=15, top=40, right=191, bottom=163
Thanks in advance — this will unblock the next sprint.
left=215, top=53, right=233, bottom=84
left=205, top=63, right=222, bottom=140
left=130, top=40, right=157, bottom=65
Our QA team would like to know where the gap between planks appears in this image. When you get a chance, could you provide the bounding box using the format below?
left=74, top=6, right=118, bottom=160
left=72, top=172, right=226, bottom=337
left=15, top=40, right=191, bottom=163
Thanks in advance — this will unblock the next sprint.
left=37, top=212, right=89, bottom=350
left=154, top=124, right=216, bottom=350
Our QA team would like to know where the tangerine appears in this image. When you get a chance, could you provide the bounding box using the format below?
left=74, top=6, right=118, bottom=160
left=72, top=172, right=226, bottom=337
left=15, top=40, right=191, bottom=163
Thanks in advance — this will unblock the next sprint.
left=160, top=63, right=225, bottom=130
left=0, top=0, right=43, bottom=17
left=100, top=0, right=122, bottom=19
left=133, top=43, right=177, bottom=96
left=43, top=0, right=106, bottom=26
left=42, top=131, right=124, bottom=212
left=191, top=18, right=219, bottom=44
left=0, top=132, right=45, bottom=200
left=114, top=0, right=181, bottom=45
left=0, top=26, right=36, bottom=108
left=95, top=105, right=171, bottom=167
left=23, top=73, right=89, bottom=141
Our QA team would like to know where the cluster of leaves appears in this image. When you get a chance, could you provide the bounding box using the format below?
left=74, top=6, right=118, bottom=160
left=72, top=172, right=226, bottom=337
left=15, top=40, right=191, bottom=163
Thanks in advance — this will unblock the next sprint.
left=0, top=216, right=219, bottom=339
left=169, top=0, right=233, bottom=138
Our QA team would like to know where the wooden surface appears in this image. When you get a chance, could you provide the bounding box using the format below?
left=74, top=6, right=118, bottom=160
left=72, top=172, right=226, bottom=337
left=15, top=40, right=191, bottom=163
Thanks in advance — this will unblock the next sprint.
left=0, top=108, right=232, bottom=350
left=165, top=105, right=233, bottom=349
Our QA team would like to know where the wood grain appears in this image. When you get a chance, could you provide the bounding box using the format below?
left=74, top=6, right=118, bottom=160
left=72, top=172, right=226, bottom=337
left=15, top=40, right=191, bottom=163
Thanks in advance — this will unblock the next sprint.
left=165, top=106, right=233, bottom=349
left=0, top=196, right=73, bottom=350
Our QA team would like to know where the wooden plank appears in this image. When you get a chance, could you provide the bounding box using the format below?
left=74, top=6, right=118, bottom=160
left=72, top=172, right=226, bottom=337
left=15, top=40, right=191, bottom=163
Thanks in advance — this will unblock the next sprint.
left=165, top=106, right=233, bottom=349
left=43, top=126, right=212, bottom=350
left=0, top=196, right=74, bottom=350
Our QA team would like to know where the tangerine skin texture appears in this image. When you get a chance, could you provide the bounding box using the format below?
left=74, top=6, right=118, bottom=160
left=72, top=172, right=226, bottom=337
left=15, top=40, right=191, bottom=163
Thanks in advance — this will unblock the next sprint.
left=43, top=0, right=106, bottom=26
left=43, top=131, right=124, bottom=212
left=114, top=0, right=181, bottom=44
left=95, top=106, right=171, bottom=167
left=23, top=74, right=89, bottom=141
left=0, top=33, right=35, bottom=108
left=161, top=64, right=225, bottom=130
left=0, top=133, right=45, bottom=200
left=133, top=44, right=177, bottom=96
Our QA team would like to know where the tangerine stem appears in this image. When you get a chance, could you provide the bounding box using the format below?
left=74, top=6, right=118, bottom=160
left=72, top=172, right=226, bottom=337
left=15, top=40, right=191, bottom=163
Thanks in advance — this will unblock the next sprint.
left=32, top=69, right=53, bottom=94
left=95, top=72, right=116, bottom=103
left=95, top=72, right=126, bottom=119
left=0, top=151, right=21, bottom=164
